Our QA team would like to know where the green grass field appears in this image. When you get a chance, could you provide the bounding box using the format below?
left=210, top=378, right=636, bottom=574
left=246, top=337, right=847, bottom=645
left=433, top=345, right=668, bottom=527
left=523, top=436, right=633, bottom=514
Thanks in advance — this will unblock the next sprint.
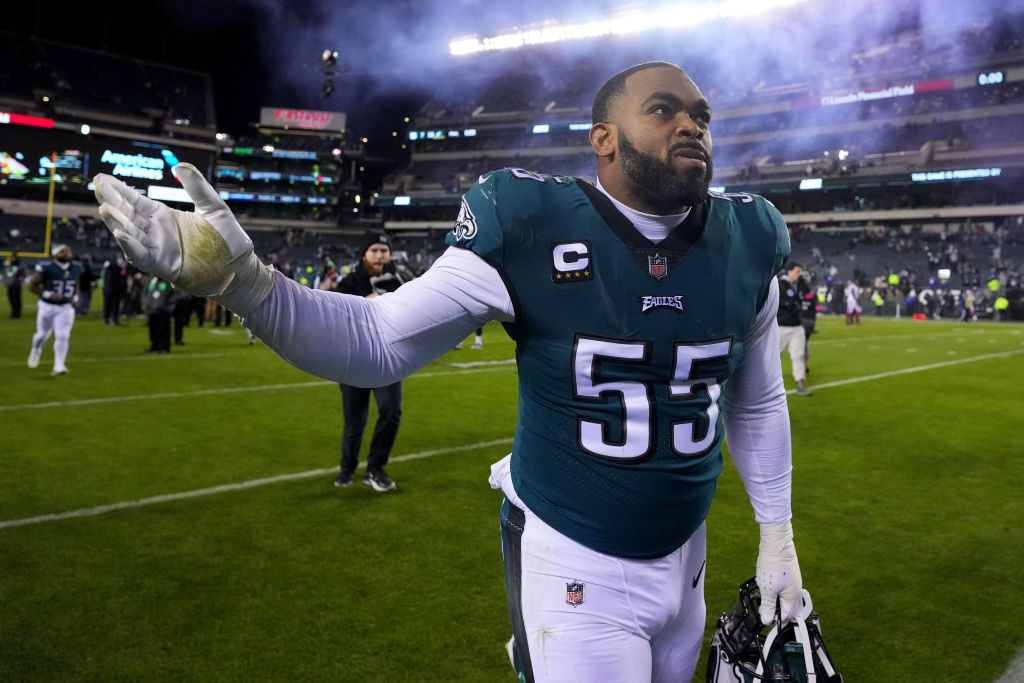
left=2, top=301, right=1023, bottom=682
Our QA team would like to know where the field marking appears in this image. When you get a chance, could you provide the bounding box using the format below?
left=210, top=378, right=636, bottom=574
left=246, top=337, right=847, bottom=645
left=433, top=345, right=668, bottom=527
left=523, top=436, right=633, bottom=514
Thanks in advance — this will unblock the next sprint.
left=0, top=363, right=518, bottom=413
left=0, top=352, right=236, bottom=368
left=5, top=345, right=1024, bottom=530
left=790, top=348, right=1024, bottom=395
left=446, top=358, right=517, bottom=369
left=996, top=648, right=1024, bottom=683
left=811, top=328, right=1008, bottom=347
left=0, top=438, right=514, bottom=530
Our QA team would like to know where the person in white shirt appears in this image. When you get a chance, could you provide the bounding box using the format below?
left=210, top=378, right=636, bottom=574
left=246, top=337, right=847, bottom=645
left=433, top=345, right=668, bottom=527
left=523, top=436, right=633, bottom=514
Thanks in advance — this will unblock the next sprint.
left=845, top=280, right=862, bottom=325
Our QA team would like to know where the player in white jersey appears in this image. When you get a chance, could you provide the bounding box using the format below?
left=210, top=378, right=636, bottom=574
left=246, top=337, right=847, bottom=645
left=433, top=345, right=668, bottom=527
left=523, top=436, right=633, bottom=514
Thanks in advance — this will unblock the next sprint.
left=845, top=280, right=862, bottom=325
left=93, top=62, right=809, bottom=682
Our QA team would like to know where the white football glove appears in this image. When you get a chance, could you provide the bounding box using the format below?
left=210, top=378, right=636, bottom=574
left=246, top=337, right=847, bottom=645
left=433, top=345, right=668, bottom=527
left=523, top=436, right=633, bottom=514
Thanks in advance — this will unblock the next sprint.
left=93, top=163, right=274, bottom=315
left=756, top=520, right=803, bottom=625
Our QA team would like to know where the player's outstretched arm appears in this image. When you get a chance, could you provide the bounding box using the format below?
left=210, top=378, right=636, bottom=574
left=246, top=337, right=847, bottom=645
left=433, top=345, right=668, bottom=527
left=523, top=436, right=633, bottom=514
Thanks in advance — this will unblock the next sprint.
left=93, top=163, right=274, bottom=315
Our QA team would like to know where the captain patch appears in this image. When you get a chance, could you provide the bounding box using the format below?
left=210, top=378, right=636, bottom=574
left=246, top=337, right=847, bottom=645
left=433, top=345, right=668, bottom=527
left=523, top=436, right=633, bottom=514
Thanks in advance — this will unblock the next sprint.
left=552, top=241, right=592, bottom=282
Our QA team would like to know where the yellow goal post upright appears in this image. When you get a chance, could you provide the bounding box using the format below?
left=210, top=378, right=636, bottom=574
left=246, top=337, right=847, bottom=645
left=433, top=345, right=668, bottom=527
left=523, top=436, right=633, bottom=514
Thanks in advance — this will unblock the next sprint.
left=0, top=152, right=57, bottom=260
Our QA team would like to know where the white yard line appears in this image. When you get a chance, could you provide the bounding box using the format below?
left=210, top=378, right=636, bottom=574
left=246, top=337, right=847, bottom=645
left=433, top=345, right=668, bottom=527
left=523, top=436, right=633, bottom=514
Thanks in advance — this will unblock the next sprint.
left=0, top=351, right=237, bottom=368
left=996, top=649, right=1024, bottom=683
left=785, top=348, right=1024, bottom=394
left=0, top=438, right=513, bottom=530
left=3, top=347, right=1022, bottom=529
left=0, top=363, right=517, bottom=413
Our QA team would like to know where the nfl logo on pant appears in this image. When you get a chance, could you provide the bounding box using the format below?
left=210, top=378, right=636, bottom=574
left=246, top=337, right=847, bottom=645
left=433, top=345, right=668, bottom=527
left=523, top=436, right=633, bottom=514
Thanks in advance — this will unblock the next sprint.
left=565, top=581, right=585, bottom=607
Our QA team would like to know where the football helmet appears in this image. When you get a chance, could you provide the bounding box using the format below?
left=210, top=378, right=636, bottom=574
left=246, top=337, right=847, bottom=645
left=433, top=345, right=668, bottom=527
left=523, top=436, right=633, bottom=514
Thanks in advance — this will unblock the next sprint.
left=707, top=578, right=842, bottom=682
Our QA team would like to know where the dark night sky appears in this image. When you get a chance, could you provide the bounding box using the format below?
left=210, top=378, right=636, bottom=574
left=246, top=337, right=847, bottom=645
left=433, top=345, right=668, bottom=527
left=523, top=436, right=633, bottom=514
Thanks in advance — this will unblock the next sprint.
left=4, top=0, right=433, bottom=141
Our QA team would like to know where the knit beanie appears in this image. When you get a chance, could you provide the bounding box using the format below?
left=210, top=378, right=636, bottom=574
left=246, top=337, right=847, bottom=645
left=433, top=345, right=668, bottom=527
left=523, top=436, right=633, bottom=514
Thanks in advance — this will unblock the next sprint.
left=358, top=230, right=390, bottom=258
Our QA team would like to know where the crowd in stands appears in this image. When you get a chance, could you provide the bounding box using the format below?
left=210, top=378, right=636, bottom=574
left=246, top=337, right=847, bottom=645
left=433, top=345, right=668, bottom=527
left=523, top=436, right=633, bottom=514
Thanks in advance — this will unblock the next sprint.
left=1, top=30, right=212, bottom=130
left=790, top=215, right=1024, bottom=318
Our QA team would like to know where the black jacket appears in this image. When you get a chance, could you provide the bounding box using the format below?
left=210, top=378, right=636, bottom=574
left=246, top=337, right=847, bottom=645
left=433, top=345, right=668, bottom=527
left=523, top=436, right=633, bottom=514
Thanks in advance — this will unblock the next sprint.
left=336, top=261, right=410, bottom=297
left=776, top=275, right=803, bottom=327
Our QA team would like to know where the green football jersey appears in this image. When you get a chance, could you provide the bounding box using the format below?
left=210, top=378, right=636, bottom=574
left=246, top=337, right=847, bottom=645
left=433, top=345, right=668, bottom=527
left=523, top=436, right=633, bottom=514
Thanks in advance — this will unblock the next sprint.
left=35, top=261, right=83, bottom=306
left=446, top=168, right=789, bottom=559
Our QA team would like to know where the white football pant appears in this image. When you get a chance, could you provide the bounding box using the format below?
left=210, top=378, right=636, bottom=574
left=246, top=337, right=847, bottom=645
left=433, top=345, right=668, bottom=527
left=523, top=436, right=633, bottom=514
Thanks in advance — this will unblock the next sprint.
left=494, top=456, right=707, bottom=683
left=32, top=301, right=75, bottom=370
left=776, top=324, right=807, bottom=383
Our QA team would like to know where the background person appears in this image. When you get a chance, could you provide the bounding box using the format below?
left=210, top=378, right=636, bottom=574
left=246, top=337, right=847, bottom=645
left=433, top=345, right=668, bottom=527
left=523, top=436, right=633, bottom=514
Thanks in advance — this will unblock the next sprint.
left=798, top=270, right=816, bottom=376
left=5, top=253, right=26, bottom=318
left=143, top=275, right=178, bottom=353
left=76, top=255, right=98, bottom=316
left=101, top=256, right=128, bottom=326
left=27, top=244, right=82, bottom=375
left=777, top=262, right=813, bottom=396
left=845, top=279, right=862, bottom=325
left=332, top=231, right=412, bottom=492
left=455, top=327, right=484, bottom=350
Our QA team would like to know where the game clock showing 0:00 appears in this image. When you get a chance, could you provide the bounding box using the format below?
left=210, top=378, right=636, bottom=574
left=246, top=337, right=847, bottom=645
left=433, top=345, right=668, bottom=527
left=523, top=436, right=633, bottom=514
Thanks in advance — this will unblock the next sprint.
left=977, top=71, right=1004, bottom=86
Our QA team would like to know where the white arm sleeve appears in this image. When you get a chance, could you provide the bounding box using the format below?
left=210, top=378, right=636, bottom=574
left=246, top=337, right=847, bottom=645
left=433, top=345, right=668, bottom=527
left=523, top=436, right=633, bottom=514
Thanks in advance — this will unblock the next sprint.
left=722, top=277, right=793, bottom=524
left=243, top=247, right=514, bottom=386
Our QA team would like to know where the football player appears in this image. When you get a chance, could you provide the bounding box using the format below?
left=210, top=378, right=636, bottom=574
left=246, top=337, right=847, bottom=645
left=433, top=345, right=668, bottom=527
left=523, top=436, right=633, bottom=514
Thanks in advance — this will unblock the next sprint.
left=93, top=61, right=805, bottom=682
left=27, top=244, right=83, bottom=375
left=844, top=279, right=861, bottom=325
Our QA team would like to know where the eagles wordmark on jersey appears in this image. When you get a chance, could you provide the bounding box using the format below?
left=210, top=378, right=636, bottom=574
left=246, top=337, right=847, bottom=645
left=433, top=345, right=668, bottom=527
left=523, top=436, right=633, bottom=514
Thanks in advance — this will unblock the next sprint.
left=447, top=168, right=789, bottom=558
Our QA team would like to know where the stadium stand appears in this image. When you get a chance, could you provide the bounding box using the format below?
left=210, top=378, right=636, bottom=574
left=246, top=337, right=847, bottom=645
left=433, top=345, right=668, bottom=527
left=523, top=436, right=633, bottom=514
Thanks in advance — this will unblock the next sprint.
left=0, top=34, right=381, bottom=281
left=374, top=8, right=1024, bottom=318
left=3, top=9, right=1022, bottom=318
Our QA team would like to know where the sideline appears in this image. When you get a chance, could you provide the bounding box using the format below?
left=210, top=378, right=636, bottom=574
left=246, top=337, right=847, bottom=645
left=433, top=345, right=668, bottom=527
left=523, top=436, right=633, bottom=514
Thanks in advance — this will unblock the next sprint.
left=0, top=438, right=513, bottom=530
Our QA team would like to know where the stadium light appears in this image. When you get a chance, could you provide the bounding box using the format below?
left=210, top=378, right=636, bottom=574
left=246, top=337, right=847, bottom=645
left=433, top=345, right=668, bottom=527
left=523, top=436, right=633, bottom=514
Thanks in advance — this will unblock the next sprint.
left=450, top=0, right=812, bottom=55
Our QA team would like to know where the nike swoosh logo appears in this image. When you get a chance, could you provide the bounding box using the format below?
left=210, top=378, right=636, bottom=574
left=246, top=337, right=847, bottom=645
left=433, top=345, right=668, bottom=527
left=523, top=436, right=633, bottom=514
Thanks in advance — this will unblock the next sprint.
left=692, top=560, right=706, bottom=589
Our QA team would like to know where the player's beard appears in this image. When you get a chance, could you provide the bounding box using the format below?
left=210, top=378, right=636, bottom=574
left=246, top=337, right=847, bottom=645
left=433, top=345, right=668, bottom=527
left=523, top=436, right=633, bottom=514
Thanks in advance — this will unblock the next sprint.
left=617, top=131, right=713, bottom=212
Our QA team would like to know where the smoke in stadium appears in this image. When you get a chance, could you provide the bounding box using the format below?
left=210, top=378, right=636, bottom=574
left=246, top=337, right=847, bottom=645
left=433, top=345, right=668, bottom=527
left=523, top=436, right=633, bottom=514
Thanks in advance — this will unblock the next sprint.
left=253, top=0, right=1011, bottom=116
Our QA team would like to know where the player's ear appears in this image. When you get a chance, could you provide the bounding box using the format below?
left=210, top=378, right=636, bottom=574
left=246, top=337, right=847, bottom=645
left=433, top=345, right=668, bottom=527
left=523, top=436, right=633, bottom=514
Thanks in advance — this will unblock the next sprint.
left=590, top=123, right=616, bottom=159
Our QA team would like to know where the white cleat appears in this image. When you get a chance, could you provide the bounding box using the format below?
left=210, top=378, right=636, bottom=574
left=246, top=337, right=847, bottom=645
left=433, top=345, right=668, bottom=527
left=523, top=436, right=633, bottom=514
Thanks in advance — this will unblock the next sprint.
left=27, top=349, right=41, bottom=369
left=52, top=365, right=68, bottom=376
left=471, top=341, right=483, bottom=350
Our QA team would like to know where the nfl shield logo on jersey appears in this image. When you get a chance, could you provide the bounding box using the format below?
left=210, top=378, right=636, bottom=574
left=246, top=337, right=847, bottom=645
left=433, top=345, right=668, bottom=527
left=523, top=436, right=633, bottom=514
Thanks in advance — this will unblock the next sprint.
left=565, top=581, right=585, bottom=607
left=648, top=253, right=668, bottom=280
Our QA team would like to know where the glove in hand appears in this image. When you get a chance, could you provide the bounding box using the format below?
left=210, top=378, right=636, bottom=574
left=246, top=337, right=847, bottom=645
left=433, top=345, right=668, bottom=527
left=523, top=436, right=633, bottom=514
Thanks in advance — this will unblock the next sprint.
left=93, top=163, right=273, bottom=315
left=756, top=520, right=803, bottom=625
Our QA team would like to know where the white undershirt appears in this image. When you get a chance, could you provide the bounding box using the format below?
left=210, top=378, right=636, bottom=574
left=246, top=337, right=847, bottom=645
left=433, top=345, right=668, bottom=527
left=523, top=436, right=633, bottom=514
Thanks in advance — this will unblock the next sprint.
left=246, top=183, right=792, bottom=525
left=594, top=177, right=690, bottom=243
